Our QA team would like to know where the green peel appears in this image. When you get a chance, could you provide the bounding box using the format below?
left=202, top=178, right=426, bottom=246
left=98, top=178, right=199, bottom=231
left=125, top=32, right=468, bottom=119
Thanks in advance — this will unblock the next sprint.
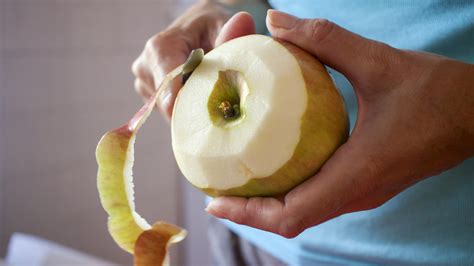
left=96, top=49, right=203, bottom=264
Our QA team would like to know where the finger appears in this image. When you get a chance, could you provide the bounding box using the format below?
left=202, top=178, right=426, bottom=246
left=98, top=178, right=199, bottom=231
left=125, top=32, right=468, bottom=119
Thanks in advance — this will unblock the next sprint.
left=215, top=11, right=256, bottom=46
left=134, top=78, right=154, bottom=100
left=158, top=12, right=255, bottom=119
left=144, top=33, right=189, bottom=120
left=157, top=74, right=184, bottom=120
left=206, top=140, right=382, bottom=238
left=132, top=57, right=155, bottom=89
left=206, top=196, right=286, bottom=235
left=154, top=12, right=254, bottom=120
left=266, top=10, right=401, bottom=86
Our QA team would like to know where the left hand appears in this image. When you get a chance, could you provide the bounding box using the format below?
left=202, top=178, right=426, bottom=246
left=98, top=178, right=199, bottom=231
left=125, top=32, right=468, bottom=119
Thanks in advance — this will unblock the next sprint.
left=205, top=10, right=474, bottom=238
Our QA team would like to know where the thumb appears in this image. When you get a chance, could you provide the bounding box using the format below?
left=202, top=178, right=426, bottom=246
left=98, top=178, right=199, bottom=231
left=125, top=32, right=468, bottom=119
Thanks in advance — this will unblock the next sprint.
left=266, top=10, right=399, bottom=85
left=215, top=11, right=256, bottom=46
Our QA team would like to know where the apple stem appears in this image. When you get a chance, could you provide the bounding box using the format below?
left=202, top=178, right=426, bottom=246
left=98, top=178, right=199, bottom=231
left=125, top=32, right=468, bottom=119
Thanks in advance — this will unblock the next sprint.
left=219, top=101, right=239, bottom=119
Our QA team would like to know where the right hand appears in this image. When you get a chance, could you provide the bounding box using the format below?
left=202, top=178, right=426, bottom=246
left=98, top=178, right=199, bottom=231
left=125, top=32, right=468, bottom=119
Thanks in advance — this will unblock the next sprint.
left=132, top=1, right=256, bottom=120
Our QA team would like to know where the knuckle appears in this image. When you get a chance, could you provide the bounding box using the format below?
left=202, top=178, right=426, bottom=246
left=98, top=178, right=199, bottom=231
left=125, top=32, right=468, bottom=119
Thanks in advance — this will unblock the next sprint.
left=145, top=31, right=175, bottom=57
left=369, top=45, right=391, bottom=70
left=362, top=200, right=386, bottom=211
left=145, top=33, right=163, bottom=51
left=301, top=18, right=335, bottom=45
left=131, top=59, right=142, bottom=76
left=131, top=59, right=152, bottom=82
left=355, top=43, right=403, bottom=89
left=230, top=210, right=246, bottom=225
left=278, top=217, right=306, bottom=239
left=246, top=198, right=264, bottom=216
left=134, top=79, right=152, bottom=98
left=235, top=199, right=261, bottom=226
left=145, top=31, right=175, bottom=53
left=134, top=79, right=143, bottom=93
left=369, top=44, right=401, bottom=77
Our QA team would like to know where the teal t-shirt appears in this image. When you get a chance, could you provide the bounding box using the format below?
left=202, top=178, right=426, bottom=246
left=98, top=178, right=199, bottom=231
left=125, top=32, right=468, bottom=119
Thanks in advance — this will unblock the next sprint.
left=223, top=1, right=474, bottom=264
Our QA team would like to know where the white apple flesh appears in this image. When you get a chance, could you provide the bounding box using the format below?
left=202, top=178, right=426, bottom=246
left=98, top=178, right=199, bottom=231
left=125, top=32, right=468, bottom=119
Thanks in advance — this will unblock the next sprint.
left=172, top=35, right=349, bottom=197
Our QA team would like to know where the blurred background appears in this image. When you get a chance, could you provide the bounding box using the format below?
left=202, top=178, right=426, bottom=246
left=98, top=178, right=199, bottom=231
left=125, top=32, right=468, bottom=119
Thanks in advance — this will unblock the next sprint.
left=0, top=0, right=211, bottom=264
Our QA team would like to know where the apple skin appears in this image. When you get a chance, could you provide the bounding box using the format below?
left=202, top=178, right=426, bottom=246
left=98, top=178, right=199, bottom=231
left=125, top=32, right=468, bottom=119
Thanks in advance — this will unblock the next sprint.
left=96, top=68, right=187, bottom=260
left=134, top=222, right=186, bottom=266
left=199, top=40, right=349, bottom=197
left=97, top=97, right=159, bottom=253
left=96, top=125, right=145, bottom=253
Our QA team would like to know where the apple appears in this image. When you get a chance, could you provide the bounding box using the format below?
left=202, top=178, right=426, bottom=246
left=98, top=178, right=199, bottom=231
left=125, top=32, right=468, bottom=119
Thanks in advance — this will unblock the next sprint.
left=172, top=34, right=349, bottom=197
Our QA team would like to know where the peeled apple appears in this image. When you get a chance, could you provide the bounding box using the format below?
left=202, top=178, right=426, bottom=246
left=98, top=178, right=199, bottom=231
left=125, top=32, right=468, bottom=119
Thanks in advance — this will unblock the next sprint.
left=172, top=35, right=349, bottom=197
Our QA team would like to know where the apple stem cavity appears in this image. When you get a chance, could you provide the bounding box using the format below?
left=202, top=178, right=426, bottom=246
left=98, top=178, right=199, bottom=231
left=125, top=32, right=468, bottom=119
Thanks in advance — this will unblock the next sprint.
left=218, top=100, right=240, bottom=119
left=208, top=70, right=249, bottom=126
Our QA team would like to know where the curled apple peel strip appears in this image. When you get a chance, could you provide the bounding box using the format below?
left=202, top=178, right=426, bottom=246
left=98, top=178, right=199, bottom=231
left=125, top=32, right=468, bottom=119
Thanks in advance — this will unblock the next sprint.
left=96, top=49, right=203, bottom=265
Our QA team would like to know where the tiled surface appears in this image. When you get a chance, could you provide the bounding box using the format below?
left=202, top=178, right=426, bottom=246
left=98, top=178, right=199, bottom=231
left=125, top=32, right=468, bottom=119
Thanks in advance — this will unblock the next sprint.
left=0, top=0, right=207, bottom=264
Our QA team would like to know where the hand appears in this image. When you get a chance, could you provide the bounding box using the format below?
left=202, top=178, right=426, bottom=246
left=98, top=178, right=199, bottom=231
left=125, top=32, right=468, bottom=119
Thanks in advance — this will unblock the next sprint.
left=131, top=0, right=256, bottom=120
left=205, top=10, right=474, bottom=238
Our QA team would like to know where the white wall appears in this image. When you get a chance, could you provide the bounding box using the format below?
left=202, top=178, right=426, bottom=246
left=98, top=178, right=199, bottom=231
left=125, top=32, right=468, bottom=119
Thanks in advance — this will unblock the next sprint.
left=0, top=0, right=210, bottom=264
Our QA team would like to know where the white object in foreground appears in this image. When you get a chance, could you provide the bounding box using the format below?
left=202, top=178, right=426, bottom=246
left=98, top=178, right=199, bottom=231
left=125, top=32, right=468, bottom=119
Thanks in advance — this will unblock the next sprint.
left=5, top=233, right=113, bottom=266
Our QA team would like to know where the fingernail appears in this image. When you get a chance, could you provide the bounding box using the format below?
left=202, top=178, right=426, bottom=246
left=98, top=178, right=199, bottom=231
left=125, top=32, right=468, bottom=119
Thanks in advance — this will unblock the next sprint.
left=267, top=9, right=298, bottom=30
left=205, top=199, right=221, bottom=214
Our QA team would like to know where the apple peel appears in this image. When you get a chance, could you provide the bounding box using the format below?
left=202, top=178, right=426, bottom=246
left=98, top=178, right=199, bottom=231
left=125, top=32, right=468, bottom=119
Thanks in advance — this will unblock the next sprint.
left=96, top=49, right=203, bottom=264
left=134, top=222, right=186, bottom=266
